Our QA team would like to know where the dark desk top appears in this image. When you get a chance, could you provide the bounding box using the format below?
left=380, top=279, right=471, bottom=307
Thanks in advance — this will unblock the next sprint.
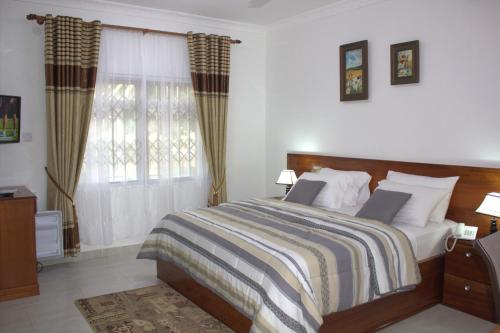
left=0, top=186, right=36, bottom=201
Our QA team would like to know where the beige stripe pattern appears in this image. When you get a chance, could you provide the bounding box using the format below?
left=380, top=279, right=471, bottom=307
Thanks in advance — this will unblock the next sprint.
left=44, top=15, right=102, bottom=256
left=187, top=32, right=231, bottom=205
left=138, top=198, right=421, bottom=333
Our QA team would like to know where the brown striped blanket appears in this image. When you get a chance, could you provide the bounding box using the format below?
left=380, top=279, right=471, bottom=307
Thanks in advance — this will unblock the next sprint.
left=138, top=198, right=421, bottom=333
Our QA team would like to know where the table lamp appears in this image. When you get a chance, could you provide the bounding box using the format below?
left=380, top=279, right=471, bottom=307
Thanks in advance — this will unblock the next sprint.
left=475, top=192, right=500, bottom=234
left=276, top=170, right=297, bottom=194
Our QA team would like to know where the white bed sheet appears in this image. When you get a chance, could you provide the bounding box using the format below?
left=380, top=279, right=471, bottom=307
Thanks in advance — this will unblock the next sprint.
left=392, top=220, right=456, bottom=261
left=320, top=205, right=456, bottom=261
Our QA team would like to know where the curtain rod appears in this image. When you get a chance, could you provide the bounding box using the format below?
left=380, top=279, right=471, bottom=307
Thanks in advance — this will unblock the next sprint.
left=26, top=14, right=242, bottom=44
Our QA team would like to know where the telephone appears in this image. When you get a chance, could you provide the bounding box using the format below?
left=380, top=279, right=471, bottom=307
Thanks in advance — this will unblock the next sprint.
left=445, top=223, right=478, bottom=252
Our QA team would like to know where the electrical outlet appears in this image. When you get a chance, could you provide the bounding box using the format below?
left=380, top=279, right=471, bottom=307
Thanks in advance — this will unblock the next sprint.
left=21, top=132, right=33, bottom=142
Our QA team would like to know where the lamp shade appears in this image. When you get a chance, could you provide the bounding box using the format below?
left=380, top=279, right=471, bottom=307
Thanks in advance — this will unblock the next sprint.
left=476, top=192, right=500, bottom=218
left=276, top=170, right=297, bottom=185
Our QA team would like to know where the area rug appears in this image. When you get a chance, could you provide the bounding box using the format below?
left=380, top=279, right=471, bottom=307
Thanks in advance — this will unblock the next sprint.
left=75, top=284, right=235, bottom=333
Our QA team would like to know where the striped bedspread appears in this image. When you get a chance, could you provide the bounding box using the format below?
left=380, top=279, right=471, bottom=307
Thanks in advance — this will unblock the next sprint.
left=138, top=198, right=421, bottom=333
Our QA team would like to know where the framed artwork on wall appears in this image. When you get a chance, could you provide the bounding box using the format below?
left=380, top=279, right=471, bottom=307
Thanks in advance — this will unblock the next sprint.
left=391, top=40, right=419, bottom=85
left=0, top=95, right=21, bottom=143
left=340, top=40, right=368, bottom=101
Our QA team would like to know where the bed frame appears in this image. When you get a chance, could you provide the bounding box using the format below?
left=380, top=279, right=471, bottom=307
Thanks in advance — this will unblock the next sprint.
left=156, top=153, right=500, bottom=332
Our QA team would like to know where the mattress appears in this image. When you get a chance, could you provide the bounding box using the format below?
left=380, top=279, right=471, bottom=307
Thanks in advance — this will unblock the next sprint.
left=323, top=205, right=457, bottom=261
left=392, top=220, right=456, bottom=261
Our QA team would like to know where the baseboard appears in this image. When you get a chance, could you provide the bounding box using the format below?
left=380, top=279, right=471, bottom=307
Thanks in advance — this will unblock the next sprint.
left=0, top=284, right=39, bottom=302
left=39, top=243, right=142, bottom=266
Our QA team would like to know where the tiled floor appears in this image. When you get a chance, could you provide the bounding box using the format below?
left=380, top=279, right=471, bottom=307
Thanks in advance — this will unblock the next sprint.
left=0, top=247, right=159, bottom=333
left=0, top=249, right=496, bottom=333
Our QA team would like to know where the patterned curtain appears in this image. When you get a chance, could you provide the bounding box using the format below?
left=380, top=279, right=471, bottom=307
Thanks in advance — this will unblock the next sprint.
left=44, top=15, right=102, bottom=256
left=187, top=32, right=231, bottom=205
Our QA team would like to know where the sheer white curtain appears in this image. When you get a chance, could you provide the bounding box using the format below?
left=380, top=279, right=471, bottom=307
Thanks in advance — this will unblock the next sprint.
left=76, top=28, right=208, bottom=247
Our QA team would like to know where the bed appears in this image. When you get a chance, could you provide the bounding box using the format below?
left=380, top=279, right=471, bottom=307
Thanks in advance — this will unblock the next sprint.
left=138, top=153, right=500, bottom=332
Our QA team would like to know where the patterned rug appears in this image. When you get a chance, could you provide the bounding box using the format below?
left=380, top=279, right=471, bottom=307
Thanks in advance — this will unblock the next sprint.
left=75, top=284, right=235, bottom=333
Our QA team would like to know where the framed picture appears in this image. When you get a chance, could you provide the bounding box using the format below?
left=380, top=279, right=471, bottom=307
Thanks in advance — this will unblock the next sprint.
left=340, top=40, right=368, bottom=101
left=0, top=95, right=21, bottom=143
left=391, top=40, right=419, bottom=85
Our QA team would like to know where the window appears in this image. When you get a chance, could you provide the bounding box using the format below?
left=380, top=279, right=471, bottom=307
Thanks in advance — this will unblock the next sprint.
left=77, top=28, right=208, bottom=248
left=106, top=80, right=138, bottom=182
left=146, top=81, right=198, bottom=180
left=85, top=78, right=199, bottom=183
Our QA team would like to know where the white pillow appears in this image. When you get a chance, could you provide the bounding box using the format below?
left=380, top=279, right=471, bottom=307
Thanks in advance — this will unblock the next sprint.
left=377, top=180, right=447, bottom=227
left=357, top=185, right=371, bottom=205
left=293, top=172, right=358, bottom=209
left=387, top=170, right=459, bottom=223
left=319, top=168, right=372, bottom=205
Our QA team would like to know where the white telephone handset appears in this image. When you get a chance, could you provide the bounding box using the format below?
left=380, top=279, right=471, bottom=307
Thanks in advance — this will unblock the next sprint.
left=445, top=223, right=478, bottom=252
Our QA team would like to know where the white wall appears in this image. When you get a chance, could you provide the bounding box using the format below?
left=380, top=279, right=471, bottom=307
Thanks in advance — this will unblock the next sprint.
left=3, top=0, right=500, bottom=204
left=0, top=0, right=267, bottom=209
left=266, top=0, right=500, bottom=195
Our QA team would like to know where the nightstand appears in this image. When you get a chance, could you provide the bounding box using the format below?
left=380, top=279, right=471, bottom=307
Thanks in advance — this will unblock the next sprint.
left=443, top=239, right=495, bottom=321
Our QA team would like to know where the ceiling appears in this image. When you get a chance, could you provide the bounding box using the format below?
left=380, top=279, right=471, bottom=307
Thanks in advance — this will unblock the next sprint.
left=106, top=0, right=343, bottom=25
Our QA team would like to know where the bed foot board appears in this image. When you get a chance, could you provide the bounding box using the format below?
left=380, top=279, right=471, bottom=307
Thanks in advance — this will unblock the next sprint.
left=157, top=260, right=252, bottom=333
left=157, top=255, right=444, bottom=333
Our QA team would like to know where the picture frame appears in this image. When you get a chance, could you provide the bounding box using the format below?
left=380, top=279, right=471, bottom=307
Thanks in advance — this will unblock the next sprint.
left=391, top=40, right=419, bottom=85
left=340, top=40, right=368, bottom=101
left=0, top=95, right=21, bottom=143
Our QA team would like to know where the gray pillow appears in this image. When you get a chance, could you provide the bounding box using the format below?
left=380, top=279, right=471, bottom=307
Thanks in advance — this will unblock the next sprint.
left=356, top=189, right=412, bottom=224
left=284, top=179, right=326, bottom=206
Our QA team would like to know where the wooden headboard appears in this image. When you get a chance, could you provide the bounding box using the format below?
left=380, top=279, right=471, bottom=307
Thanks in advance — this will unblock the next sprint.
left=288, top=153, right=500, bottom=236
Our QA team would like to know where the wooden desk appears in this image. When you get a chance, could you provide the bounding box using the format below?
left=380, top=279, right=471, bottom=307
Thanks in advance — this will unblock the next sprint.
left=0, top=186, right=39, bottom=301
left=443, top=239, right=495, bottom=321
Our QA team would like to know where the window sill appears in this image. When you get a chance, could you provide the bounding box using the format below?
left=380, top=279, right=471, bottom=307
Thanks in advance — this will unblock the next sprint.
left=107, top=176, right=197, bottom=186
